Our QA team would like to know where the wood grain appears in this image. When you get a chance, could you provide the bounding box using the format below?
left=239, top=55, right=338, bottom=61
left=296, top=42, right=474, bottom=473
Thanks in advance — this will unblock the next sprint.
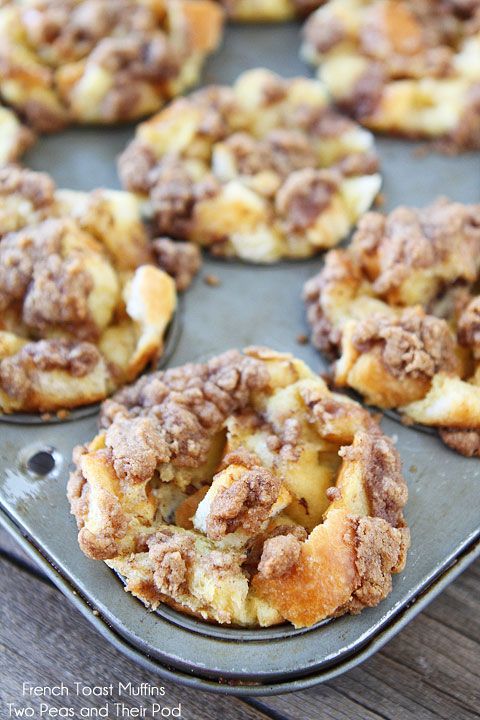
left=0, top=555, right=268, bottom=720
left=257, top=565, right=480, bottom=720
left=0, top=528, right=479, bottom=720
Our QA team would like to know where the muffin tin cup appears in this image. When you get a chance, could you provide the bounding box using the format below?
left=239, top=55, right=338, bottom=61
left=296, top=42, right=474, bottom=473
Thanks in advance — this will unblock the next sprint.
left=1, top=22, right=480, bottom=695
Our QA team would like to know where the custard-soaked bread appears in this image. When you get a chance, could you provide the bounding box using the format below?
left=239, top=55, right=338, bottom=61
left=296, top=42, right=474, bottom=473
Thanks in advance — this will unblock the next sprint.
left=0, top=0, right=223, bottom=131
left=304, top=198, right=480, bottom=455
left=118, top=68, right=381, bottom=262
left=0, top=105, right=35, bottom=165
left=302, top=0, right=480, bottom=150
left=0, top=165, right=176, bottom=413
left=68, top=347, right=409, bottom=628
left=217, top=0, right=323, bottom=21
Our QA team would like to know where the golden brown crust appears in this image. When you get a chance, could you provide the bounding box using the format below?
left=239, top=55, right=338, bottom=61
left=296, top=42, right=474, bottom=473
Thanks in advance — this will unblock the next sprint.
left=304, top=197, right=480, bottom=454
left=69, top=348, right=409, bottom=628
left=302, top=0, right=480, bottom=151
left=118, top=68, right=381, bottom=262
left=339, top=429, right=408, bottom=528
left=0, top=0, right=223, bottom=131
left=0, top=165, right=176, bottom=413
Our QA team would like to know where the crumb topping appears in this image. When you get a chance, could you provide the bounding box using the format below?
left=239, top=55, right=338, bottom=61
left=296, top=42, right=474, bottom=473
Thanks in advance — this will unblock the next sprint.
left=257, top=532, right=303, bottom=579
left=352, top=517, right=410, bottom=609
left=106, top=417, right=169, bottom=485
left=276, top=169, right=339, bottom=232
left=206, top=465, right=281, bottom=539
left=148, top=157, right=219, bottom=238
left=353, top=200, right=480, bottom=296
left=0, top=165, right=55, bottom=211
left=303, top=249, right=361, bottom=356
left=439, top=427, right=480, bottom=457
left=152, top=237, right=202, bottom=291
left=101, top=351, right=270, bottom=476
left=222, top=129, right=314, bottom=180
left=352, top=309, right=458, bottom=381
left=148, top=531, right=194, bottom=597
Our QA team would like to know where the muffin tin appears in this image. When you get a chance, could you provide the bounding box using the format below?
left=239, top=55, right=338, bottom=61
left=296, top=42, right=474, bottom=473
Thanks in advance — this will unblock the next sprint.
left=1, top=22, right=479, bottom=695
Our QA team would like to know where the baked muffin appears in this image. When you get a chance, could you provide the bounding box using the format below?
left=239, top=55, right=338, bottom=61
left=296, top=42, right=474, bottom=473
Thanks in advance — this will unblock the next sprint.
left=68, top=347, right=409, bottom=628
left=302, top=0, right=480, bottom=150
left=0, top=105, right=35, bottom=164
left=218, top=0, right=323, bottom=21
left=0, top=0, right=224, bottom=131
left=304, top=198, right=480, bottom=455
left=0, top=165, right=176, bottom=413
left=118, top=68, right=381, bottom=262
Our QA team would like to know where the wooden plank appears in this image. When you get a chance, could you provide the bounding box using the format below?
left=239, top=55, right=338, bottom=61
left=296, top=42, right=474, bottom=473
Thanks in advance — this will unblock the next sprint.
left=0, top=556, right=270, bottom=720
left=424, top=567, right=480, bottom=641
left=1, top=531, right=478, bottom=720
left=259, top=561, right=480, bottom=720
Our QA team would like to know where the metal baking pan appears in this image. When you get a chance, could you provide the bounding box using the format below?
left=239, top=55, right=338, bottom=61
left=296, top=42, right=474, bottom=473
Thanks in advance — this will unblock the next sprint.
left=1, top=23, right=479, bottom=696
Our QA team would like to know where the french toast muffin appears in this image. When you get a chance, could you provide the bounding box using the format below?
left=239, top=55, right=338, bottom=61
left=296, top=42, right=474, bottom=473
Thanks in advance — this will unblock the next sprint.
left=68, top=347, right=409, bottom=628
left=0, top=0, right=223, bottom=131
left=302, top=0, right=480, bottom=150
left=118, top=68, right=382, bottom=262
left=0, top=165, right=177, bottom=413
left=304, top=198, right=480, bottom=456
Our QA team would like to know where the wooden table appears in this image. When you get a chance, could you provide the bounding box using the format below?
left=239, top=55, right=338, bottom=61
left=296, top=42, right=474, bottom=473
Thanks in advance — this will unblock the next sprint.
left=1, top=527, right=478, bottom=720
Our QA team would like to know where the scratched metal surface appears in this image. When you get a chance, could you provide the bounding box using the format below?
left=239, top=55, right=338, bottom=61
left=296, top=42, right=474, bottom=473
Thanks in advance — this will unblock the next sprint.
left=1, top=22, right=480, bottom=694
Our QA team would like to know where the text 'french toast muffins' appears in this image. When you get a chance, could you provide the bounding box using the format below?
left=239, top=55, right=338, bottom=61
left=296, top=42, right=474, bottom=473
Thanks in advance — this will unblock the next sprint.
left=302, top=0, right=480, bottom=150
left=0, top=165, right=177, bottom=413
left=217, top=0, right=324, bottom=22
left=0, top=0, right=224, bottom=131
left=118, top=68, right=382, bottom=262
left=68, top=348, right=409, bottom=628
left=304, top=198, right=480, bottom=457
